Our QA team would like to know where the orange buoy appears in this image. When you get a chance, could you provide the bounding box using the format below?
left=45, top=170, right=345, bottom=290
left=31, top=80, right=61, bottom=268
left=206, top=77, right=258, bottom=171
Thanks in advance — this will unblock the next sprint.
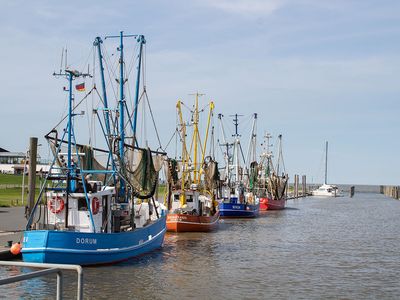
left=10, top=242, right=21, bottom=255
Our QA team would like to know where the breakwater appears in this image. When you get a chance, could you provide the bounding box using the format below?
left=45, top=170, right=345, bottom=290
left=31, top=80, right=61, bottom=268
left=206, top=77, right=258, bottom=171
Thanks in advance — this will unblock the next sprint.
left=380, top=185, right=400, bottom=200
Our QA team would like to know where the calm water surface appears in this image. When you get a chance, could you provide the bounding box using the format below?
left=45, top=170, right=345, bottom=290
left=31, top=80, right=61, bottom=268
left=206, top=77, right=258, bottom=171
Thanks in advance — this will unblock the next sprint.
left=1, top=193, right=400, bottom=299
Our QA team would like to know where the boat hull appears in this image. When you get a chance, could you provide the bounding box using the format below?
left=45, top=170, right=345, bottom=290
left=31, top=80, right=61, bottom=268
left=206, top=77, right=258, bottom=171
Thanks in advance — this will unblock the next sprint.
left=259, top=197, right=286, bottom=210
left=21, top=215, right=166, bottom=266
left=219, top=203, right=259, bottom=218
left=166, top=211, right=219, bottom=232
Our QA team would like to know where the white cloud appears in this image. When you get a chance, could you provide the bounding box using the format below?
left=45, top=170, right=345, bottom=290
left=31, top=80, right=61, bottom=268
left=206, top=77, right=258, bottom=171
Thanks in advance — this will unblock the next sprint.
left=200, top=0, right=285, bottom=16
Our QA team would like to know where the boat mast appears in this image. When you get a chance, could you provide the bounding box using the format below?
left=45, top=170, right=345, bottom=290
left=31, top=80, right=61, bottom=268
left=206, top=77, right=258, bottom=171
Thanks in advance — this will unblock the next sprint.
left=104, top=31, right=139, bottom=200
left=193, top=93, right=200, bottom=184
left=231, top=114, right=243, bottom=183
left=218, top=114, right=231, bottom=185
left=200, top=101, right=215, bottom=173
left=276, top=134, right=285, bottom=176
left=176, top=100, right=188, bottom=205
left=67, top=71, right=73, bottom=181
left=325, top=141, right=328, bottom=184
left=263, top=132, right=273, bottom=177
left=118, top=31, right=126, bottom=199
left=132, top=35, right=146, bottom=144
left=246, top=113, right=258, bottom=165
left=53, top=69, right=89, bottom=191
left=94, top=37, right=111, bottom=138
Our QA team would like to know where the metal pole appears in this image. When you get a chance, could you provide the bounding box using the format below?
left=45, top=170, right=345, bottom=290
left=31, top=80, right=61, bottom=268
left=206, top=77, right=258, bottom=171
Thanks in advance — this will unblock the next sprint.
left=77, top=266, right=83, bottom=300
left=67, top=73, right=73, bottom=175
left=27, top=137, right=37, bottom=218
left=119, top=31, right=125, bottom=200
left=0, top=261, right=83, bottom=300
left=57, top=271, right=63, bottom=300
left=132, top=35, right=145, bottom=141
left=94, top=37, right=111, bottom=137
left=325, top=141, right=328, bottom=184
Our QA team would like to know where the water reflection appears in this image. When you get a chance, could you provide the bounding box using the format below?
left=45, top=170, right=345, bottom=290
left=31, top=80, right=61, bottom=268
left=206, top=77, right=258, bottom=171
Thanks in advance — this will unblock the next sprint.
left=1, top=193, right=400, bottom=299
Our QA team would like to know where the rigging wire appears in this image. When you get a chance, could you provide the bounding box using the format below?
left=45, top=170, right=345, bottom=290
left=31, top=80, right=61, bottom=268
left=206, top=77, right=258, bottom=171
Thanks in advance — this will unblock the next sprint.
left=51, top=87, right=96, bottom=130
left=144, top=90, right=163, bottom=150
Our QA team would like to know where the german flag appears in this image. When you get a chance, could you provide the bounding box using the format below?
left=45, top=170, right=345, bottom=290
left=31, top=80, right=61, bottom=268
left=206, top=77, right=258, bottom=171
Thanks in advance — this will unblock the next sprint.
left=75, top=83, right=85, bottom=92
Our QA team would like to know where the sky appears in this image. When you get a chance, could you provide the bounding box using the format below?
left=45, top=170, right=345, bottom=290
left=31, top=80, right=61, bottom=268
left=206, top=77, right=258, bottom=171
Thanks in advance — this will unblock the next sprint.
left=0, top=0, right=399, bottom=185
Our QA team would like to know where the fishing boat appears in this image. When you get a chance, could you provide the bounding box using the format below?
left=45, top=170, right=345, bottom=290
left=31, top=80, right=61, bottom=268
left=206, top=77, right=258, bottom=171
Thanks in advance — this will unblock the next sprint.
left=21, top=32, right=168, bottom=265
left=218, top=114, right=259, bottom=218
left=312, top=141, right=343, bottom=197
left=165, top=94, right=220, bottom=232
left=258, top=134, right=288, bottom=210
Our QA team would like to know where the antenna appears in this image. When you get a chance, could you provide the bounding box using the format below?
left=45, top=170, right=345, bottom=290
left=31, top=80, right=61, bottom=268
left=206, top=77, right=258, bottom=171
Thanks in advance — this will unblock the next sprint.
left=229, top=113, right=243, bottom=137
left=65, top=48, right=68, bottom=70
left=60, top=48, right=64, bottom=74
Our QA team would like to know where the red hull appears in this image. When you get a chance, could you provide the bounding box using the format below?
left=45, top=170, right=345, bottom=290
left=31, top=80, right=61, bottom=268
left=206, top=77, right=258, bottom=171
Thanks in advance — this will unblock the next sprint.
left=259, top=197, right=286, bottom=211
left=166, top=211, right=220, bottom=232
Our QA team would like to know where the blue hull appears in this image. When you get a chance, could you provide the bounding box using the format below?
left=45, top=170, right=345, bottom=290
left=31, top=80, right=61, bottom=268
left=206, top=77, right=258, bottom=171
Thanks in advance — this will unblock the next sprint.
left=219, top=202, right=259, bottom=218
left=21, top=216, right=166, bottom=266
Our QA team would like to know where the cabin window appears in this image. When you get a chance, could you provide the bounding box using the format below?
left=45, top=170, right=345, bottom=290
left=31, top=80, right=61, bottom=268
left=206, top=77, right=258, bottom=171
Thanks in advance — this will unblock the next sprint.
left=174, top=194, right=180, bottom=202
left=77, top=198, right=88, bottom=211
left=186, top=195, right=193, bottom=203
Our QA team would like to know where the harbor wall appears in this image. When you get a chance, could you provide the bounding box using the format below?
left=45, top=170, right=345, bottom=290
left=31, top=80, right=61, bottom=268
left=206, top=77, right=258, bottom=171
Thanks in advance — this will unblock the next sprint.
left=380, top=185, right=400, bottom=200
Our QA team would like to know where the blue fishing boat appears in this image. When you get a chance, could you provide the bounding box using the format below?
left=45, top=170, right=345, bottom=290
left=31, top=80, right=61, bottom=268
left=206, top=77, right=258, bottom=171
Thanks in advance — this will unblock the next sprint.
left=21, top=32, right=167, bottom=265
left=218, top=114, right=260, bottom=218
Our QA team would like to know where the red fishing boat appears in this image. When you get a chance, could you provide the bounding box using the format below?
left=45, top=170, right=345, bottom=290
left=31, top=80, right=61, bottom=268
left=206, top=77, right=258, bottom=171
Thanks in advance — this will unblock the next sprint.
left=257, top=134, right=288, bottom=211
left=259, top=197, right=286, bottom=210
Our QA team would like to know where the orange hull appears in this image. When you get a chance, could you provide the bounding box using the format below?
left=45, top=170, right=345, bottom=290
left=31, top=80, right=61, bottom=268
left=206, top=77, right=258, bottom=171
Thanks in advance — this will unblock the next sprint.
left=166, top=211, right=220, bottom=232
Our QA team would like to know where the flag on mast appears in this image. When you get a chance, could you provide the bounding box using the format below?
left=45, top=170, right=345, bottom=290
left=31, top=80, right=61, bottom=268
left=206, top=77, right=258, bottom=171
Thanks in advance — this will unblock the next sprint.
left=75, top=82, right=85, bottom=92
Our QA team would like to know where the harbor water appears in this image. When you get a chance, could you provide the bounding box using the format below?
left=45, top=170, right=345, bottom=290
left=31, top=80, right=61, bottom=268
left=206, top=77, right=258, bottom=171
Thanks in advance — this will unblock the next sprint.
left=1, top=192, right=400, bottom=299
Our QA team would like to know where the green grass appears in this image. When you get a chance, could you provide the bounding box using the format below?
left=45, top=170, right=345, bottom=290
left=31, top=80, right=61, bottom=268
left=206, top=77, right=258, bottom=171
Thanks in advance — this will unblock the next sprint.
left=0, top=187, right=38, bottom=207
left=0, top=174, right=43, bottom=206
left=0, top=174, right=25, bottom=185
left=0, top=182, right=168, bottom=207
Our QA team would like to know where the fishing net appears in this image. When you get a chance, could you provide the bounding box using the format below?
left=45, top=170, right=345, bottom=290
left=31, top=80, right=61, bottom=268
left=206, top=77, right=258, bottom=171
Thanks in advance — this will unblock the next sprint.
left=203, top=157, right=219, bottom=190
left=126, top=148, right=159, bottom=199
left=249, top=161, right=258, bottom=190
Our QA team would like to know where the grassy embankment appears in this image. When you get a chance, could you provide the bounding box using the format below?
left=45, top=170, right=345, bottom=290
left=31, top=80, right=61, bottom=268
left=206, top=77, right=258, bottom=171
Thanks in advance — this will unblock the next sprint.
left=0, top=174, right=39, bottom=207
left=0, top=174, right=167, bottom=207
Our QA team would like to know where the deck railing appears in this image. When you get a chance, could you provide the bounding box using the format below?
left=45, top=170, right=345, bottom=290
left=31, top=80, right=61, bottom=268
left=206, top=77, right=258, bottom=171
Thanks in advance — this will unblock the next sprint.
left=0, top=261, right=83, bottom=300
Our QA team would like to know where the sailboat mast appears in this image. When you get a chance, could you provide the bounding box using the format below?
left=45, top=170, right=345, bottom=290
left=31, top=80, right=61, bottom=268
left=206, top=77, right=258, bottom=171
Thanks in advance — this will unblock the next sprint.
left=325, top=141, right=328, bottom=184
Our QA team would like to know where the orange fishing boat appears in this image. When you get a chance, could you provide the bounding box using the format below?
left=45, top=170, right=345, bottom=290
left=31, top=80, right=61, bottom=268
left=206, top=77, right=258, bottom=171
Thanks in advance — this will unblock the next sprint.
left=167, top=210, right=220, bottom=232
left=165, top=94, right=220, bottom=232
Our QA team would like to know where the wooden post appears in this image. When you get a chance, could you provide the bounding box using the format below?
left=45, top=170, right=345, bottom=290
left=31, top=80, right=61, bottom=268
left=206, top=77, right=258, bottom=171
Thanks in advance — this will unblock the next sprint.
left=294, top=174, right=299, bottom=198
left=302, top=175, right=306, bottom=197
left=350, top=186, right=355, bottom=198
left=286, top=173, right=289, bottom=199
left=27, top=137, right=38, bottom=219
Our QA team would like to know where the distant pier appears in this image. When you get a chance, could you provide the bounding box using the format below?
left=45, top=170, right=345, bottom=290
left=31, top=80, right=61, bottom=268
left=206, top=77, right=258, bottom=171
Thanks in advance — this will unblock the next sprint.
left=380, top=185, right=400, bottom=200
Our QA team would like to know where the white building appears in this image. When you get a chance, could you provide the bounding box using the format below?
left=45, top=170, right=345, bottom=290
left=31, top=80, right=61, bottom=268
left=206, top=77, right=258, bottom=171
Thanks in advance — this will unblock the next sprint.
left=0, top=147, right=50, bottom=175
